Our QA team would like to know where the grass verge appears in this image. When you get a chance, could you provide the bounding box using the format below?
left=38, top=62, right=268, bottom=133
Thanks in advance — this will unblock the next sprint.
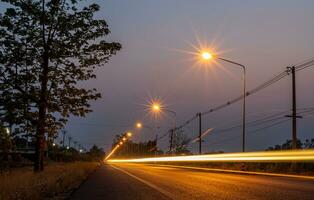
left=0, top=162, right=99, bottom=200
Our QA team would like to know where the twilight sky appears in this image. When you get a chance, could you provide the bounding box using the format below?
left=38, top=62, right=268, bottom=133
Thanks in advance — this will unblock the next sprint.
left=62, top=0, right=314, bottom=153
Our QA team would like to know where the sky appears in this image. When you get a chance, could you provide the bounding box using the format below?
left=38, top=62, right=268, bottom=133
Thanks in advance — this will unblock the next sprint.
left=56, top=0, right=314, bottom=153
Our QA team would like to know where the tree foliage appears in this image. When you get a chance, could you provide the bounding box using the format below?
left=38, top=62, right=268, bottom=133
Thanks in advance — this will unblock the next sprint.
left=266, top=139, right=314, bottom=150
left=0, top=0, right=121, bottom=171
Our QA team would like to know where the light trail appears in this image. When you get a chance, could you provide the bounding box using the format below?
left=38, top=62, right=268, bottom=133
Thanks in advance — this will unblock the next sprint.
left=105, top=145, right=120, bottom=160
left=105, top=131, right=134, bottom=160
left=124, top=164, right=314, bottom=180
left=107, top=150, right=314, bottom=163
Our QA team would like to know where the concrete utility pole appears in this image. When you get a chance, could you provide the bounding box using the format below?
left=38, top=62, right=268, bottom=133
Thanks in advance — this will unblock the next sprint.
left=68, top=136, right=72, bottom=148
left=169, top=129, right=174, bottom=153
left=62, top=130, right=66, bottom=147
left=198, top=113, right=202, bottom=154
left=285, top=66, right=302, bottom=149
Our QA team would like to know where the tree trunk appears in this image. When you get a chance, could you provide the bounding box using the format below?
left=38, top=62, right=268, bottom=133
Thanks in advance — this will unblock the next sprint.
left=33, top=48, right=49, bottom=172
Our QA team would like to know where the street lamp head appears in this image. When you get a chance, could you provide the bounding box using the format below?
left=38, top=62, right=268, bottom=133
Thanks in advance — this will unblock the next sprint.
left=152, top=104, right=160, bottom=111
left=119, top=141, right=123, bottom=145
left=201, top=51, right=213, bottom=60
left=136, top=122, right=142, bottom=128
left=126, top=132, right=132, bottom=137
left=122, top=137, right=127, bottom=141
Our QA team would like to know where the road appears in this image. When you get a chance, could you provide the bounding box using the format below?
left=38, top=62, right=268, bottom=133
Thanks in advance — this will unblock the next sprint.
left=70, top=163, right=314, bottom=200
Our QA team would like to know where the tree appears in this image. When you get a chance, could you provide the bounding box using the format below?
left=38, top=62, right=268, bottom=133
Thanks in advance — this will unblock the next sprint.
left=266, top=139, right=303, bottom=150
left=172, top=131, right=192, bottom=155
left=88, top=144, right=105, bottom=161
left=0, top=125, right=12, bottom=161
left=0, top=0, right=121, bottom=171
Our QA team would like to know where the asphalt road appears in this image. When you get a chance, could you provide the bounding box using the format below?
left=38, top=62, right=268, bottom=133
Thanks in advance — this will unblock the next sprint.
left=71, top=163, right=314, bottom=200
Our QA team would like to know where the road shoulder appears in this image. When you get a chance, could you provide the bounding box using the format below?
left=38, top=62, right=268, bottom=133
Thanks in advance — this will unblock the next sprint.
left=70, top=163, right=170, bottom=200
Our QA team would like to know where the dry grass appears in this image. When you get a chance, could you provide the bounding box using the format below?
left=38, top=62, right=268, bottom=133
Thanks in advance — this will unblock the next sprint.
left=0, top=162, right=99, bottom=200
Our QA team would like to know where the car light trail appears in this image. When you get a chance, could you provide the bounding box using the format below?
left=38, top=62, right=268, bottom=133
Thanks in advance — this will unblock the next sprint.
left=105, top=131, right=134, bottom=160
left=105, top=145, right=120, bottom=160
left=107, top=150, right=314, bottom=163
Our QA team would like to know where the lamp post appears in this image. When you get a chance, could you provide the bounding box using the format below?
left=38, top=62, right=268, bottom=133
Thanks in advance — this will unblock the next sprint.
left=201, top=51, right=246, bottom=152
left=150, top=103, right=177, bottom=153
left=136, top=122, right=157, bottom=156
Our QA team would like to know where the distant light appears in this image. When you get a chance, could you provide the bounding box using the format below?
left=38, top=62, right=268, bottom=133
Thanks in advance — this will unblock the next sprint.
left=202, top=52, right=212, bottom=60
left=136, top=122, right=142, bottom=128
left=127, top=132, right=132, bottom=137
left=66, top=146, right=70, bottom=149
left=119, top=141, right=123, bottom=145
left=79, top=149, right=83, bottom=153
left=122, top=137, right=127, bottom=141
left=5, top=128, right=10, bottom=135
left=52, top=143, right=56, bottom=147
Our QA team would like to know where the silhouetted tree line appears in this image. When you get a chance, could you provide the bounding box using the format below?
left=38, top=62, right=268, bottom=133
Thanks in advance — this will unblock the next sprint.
left=114, top=140, right=161, bottom=158
left=1, top=132, right=105, bottom=170
left=111, top=131, right=193, bottom=158
left=266, top=138, right=314, bottom=150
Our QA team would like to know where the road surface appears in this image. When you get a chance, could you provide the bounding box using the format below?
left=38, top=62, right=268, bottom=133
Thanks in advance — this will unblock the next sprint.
left=71, top=163, right=314, bottom=200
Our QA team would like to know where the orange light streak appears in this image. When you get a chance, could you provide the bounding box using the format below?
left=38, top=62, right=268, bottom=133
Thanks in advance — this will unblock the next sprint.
left=107, top=150, right=314, bottom=163
left=105, top=145, right=120, bottom=160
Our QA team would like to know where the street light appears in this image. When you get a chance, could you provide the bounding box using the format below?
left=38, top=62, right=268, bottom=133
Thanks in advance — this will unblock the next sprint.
left=135, top=122, right=154, bottom=131
left=149, top=101, right=177, bottom=153
left=126, top=132, right=132, bottom=137
left=201, top=51, right=246, bottom=152
left=136, top=122, right=143, bottom=128
left=152, top=104, right=161, bottom=112
left=202, top=52, right=213, bottom=60
left=135, top=121, right=156, bottom=143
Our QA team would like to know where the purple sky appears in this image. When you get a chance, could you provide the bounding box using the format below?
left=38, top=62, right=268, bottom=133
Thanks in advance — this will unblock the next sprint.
left=60, top=0, right=314, bottom=153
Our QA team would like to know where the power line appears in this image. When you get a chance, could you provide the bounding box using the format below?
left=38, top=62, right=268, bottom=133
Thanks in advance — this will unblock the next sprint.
left=174, top=58, right=314, bottom=132
left=202, top=108, right=314, bottom=148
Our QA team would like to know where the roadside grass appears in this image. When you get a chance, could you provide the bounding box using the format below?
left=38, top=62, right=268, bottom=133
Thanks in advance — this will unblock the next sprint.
left=0, top=161, right=99, bottom=200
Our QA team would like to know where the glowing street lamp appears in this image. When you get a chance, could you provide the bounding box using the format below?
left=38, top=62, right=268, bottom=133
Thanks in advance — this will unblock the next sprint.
left=136, top=122, right=143, bottom=128
left=201, top=52, right=213, bottom=60
left=200, top=50, right=246, bottom=152
left=122, top=137, right=127, bottom=141
left=148, top=101, right=177, bottom=153
left=126, top=132, right=132, bottom=137
left=52, top=143, right=56, bottom=147
left=135, top=122, right=153, bottom=131
left=152, top=103, right=161, bottom=112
